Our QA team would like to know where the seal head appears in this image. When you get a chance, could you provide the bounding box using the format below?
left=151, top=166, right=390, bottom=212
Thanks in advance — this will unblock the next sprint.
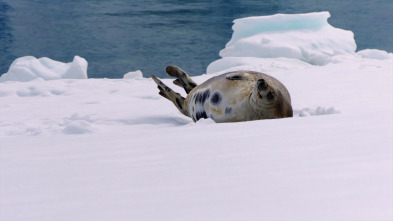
left=249, top=78, right=293, bottom=119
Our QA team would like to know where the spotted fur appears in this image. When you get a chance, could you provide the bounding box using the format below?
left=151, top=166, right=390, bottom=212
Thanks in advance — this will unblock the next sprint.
left=210, top=92, right=222, bottom=105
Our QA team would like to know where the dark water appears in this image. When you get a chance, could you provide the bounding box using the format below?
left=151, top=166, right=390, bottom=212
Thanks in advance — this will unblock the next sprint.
left=1, top=0, right=392, bottom=78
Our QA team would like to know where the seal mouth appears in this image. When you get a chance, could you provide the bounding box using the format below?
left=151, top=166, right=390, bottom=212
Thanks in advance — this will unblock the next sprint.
left=249, top=93, right=276, bottom=109
left=257, top=89, right=275, bottom=101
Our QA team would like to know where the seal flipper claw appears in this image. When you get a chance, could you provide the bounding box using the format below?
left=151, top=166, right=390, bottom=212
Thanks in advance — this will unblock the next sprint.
left=158, top=91, right=169, bottom=99
left=152, top=75, right=170, bottom=100
left=151, top=75, right=189, bottom=117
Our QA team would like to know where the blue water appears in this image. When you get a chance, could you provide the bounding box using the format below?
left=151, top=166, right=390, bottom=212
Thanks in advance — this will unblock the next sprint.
left=1, top=0, right=392, bottom=78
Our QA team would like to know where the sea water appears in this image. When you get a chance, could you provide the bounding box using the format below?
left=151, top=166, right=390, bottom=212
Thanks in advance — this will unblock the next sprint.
left=1, top=0, right=392, bottom=78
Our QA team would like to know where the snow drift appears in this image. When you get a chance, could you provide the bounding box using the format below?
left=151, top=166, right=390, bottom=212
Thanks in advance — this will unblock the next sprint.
left=1, top=12, right=392, bottom=221
left=0, top=56, right=88, bottom=82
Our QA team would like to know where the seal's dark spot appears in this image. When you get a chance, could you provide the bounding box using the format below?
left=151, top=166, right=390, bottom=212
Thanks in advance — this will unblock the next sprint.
left=210, top=92, right=222, bottom=105
left=267, top=90, right=275, bottom=100
left=194, top=94, right=199, bottom=104
left=165, top=86, right=171, bottom=92
left=189, top=82, right=197, bottom=88
left=195, top=90, right=210, bottom=104
left=196, top=111, right=208, bottom=121
left=175, top=98, right=182, bottom=109
left=225, top=107, right=232, bottom=115
left=192, top=115, right=196, bottom=122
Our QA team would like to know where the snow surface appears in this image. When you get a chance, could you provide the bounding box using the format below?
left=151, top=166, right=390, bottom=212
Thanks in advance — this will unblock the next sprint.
left=1, top=12, right=393, bottom=221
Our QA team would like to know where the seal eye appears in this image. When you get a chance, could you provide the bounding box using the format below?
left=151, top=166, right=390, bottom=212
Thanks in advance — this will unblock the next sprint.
left=267, top=91, right=275, bottom=100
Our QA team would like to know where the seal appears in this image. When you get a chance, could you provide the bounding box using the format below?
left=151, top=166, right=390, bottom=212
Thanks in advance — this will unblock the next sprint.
left=151, top=66, right=293, bottom=123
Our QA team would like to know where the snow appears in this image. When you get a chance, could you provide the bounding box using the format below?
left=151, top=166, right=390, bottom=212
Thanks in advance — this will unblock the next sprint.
left=0, top=56, right=87, bottom=82
left=357, top=49, right=393, bottom=60
left=207, top=56, right=312, bottom=75
left=1, top=12, right=393, bottom=221
left=123, top=70, right=143, bottom=79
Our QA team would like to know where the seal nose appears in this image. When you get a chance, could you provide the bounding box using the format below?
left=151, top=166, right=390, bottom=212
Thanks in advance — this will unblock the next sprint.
left=257, top=78, right=268, bottom=91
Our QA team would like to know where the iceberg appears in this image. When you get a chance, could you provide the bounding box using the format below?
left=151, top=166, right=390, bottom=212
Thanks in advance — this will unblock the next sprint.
left=0, top=56, right=88, bottom=82
left=212, top=12, right=357, bottom=72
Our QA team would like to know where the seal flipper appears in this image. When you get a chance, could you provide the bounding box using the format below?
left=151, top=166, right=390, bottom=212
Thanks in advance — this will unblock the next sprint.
left=166, top=66, right=198, bottom=94
left=151, top=75, right=189, bottom=117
